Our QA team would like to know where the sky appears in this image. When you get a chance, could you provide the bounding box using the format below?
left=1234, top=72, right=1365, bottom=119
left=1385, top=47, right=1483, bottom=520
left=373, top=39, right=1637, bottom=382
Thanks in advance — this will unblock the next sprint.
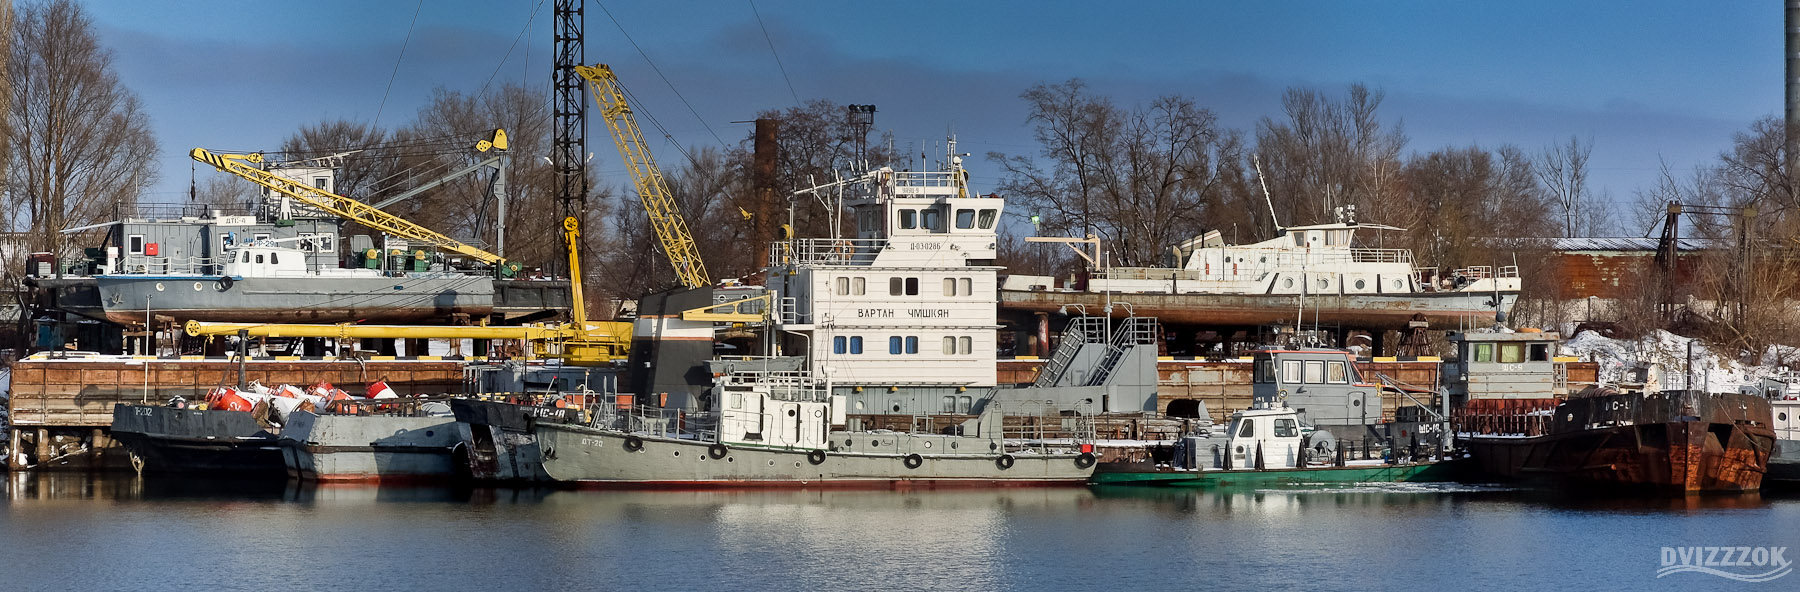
left=78, top=0, right=1785, bottom=237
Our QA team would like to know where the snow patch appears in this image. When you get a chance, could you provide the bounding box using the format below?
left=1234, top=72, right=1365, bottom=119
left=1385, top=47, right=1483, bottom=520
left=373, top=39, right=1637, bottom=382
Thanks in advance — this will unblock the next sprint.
left=1558, top=329, right=1786, bottom=393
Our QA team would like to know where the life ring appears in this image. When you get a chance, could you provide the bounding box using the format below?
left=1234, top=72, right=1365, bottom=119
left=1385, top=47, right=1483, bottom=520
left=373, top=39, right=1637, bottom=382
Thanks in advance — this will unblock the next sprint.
left=995, top=454, right=1015, bottom=470
left=216, top=276, right=235, bottom=291
left=1074, top=452, right=1097, bottom=468
left=623, top=436, right=644, bottom=452
left=903, top=453, right=923, bottom=469
left=708, top=443, right=729, bottom=459
left=807, top=449, right=827, bottom=465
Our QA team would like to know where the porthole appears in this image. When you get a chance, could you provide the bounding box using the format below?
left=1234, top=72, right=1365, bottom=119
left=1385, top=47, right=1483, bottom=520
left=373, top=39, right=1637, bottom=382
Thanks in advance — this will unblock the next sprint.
left=1352, top=400, right=1361, bottom=406
left=1354, top=279, right=1366, bottom=290
left=193, top=282, right=204, bottom=291
left=674, top=451, right=680, bottom=457
left=1780, top=412, right=1788, bottom=421
left=855, top=401, right=865, bottom=411
left=769, top=460, right=776, bottom=466
left=871, top=440, right=879, bottom=447
left=924, top=441, right=933, bottom=448
left=1260, top=256, right=1267, bottom=263
left=1392, top=279, right=1405, bottom=290
left=1317, top=278, right=1329, bottom=290
left=155, top=282, right=165, bottom=292
left=891, top=404, right=901, bottom=412
left=950, top=442, right=958, bottom=450
left=787, top=408, right=797, bottom=417
left=1282, top=278, right=1295, bottom=289
left=1236, top=445, right=1245, bottom=453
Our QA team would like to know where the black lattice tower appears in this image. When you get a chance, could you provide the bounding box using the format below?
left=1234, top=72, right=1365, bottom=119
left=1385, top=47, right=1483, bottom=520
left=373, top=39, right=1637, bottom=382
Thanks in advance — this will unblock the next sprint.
left=553, top=0, right=587, bottom=248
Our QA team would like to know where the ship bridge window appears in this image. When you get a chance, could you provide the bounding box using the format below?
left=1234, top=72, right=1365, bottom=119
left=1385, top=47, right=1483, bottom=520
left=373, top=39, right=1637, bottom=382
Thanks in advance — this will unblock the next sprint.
left=128, top=234, right=145, bottom=255
left=921, top=208, right=944, bottom=232
left=241, top=251, right=251, bottom=263
left=1282, top=360, right=1302, bottom=384
left=1529, top=343, right=1550, bottom=362
left=850, top=336, right=863, bottom=354
left=1328, top=361, right=1348, bottom=384
left=1255, top=359, right=1275, bottom=383
left=1304, top=361, right=1325, bottom=384
left=852, top=277, right=865, bottom=295
left=1500, top=343, right=1524, bottom=364
left=269, top=252, right=279, bottom=265
left=836, top=277, right=850, bottom=295
left=1274, top=418, right=1298, bottom=438
left=955, top=209, right=976, bottom=229
left=1237, top=419, right=1255, bottom=438
left=858, top=209, right=880, bottom=233
left=978, top=209, right=998, bottom=229
left=255, top=253, right=265, bottom=264
left=905, top=336, right=918, bottom=354
left=834, top=336, right=847, bottom=354
left=1472, top=343, right=1494, bottom=363
left=899, top=209, right=917, bottom=229
left=890, top=336, right=902, bottom=355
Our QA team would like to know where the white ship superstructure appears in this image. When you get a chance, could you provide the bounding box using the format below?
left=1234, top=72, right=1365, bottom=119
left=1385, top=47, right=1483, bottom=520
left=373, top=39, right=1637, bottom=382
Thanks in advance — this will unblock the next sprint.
left=767, top=152, right=1003, bottom=411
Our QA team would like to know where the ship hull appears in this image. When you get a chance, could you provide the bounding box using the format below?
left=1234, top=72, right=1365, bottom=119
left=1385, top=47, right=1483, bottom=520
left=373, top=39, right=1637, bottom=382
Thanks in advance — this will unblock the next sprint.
left=95, top=274, right=495, bottom=324
left=108, top=404, right=285, bottom=477
left=278, top=412, right=460, bottom=483
left=1090, top=460, right=1460, bottom=487
left=534, top=423, right=1094, bottom=488
left=448, top=399, right=579, bottom=483
left=1766, top=439, right=1800, bottom=486
left=1462, top=391, right=1775, bottom=493
left=1001, top=289, right=1515, bottom=329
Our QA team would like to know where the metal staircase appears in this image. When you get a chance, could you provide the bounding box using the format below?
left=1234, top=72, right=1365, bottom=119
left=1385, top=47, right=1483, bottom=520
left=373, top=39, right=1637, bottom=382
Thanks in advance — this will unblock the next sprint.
left=1084, top=317, right=1158, bottom=386
left=1033, top=317, right=1107, bottom=387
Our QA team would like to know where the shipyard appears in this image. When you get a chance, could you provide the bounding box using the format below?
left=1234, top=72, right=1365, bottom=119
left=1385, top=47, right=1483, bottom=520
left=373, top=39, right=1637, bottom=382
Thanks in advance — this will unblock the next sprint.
left=4, top=2, right=1800, bottom=591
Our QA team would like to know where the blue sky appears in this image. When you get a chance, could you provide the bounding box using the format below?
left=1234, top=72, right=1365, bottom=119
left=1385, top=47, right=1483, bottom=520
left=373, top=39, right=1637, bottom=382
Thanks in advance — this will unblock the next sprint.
left=84, top=1, right=1782, bottom=235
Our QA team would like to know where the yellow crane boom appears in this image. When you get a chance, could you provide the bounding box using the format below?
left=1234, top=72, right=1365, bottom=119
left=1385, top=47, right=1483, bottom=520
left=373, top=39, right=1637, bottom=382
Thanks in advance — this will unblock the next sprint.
left=575, top=64, right=710, bottom=289
left=190, top=148, right=523, bottom=277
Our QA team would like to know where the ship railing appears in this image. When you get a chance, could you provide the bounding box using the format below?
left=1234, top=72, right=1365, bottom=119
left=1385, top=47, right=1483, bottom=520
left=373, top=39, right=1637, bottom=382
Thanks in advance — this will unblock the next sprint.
left=777, top=296, right=804, bottom=324
left=1348, top=248, right=1413, bottom=264
left=116, top=255, right=220, bottom=275
left=888, top=170, right=971, bottom=192
left=1452, top=265, right=1519, bottom=279
left=768, top=238, right=887, bottom=266
left=610, top=404, right=719, bottom=440
left=718, top=370, right=831, bottom=402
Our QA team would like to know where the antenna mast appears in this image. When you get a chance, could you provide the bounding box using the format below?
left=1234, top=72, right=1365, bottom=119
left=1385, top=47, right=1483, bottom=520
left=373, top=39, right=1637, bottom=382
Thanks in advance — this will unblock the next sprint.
left=1254, top=156, right=1282, bottom=232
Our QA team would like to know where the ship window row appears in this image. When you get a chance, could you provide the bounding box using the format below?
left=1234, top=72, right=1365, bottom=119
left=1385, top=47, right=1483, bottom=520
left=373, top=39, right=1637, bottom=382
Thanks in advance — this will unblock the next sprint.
left=896, top=207, right=999, bottom=231
left=834, top=275, right=979, bottom=297
left=1469, top=343, right=1551, bottom=363
left=1258, top=359, right=1351, bottom=384
left=830, top=335, right=973, bottom=355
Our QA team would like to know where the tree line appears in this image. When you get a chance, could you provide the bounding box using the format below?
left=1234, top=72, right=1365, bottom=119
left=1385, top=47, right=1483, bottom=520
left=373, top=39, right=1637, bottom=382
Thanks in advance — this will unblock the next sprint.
left=8, top=0, right=1798, bottom=357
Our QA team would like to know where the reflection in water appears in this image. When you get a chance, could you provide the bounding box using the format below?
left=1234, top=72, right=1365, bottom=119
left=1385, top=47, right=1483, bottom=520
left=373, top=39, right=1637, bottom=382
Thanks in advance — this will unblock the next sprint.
left=3, top=473, right=1797, bottom=591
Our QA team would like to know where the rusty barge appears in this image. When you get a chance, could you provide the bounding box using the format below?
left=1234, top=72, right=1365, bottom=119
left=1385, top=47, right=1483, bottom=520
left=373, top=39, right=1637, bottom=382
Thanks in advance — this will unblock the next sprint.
left=1446, top=330, right=1775, bottom=493
left=1461, top=388, right=1775, bottom=493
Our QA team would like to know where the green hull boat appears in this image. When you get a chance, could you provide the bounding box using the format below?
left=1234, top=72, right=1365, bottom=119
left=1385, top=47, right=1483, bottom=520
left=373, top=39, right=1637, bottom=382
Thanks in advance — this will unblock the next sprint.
left=1091, top=460, right=1460, bottom=488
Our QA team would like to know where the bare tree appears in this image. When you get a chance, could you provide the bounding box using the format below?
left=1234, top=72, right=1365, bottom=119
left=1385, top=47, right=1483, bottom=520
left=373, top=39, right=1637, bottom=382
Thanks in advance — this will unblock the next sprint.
left=1536, top=135, right=1600, bottom=237
left=277, top=119, right=394, bottom=202
left=6, top=0, right=158, bottom=256
left=990, top=79, right=1243, bottom=269
left=1254, top=84, right=1407, bottom=232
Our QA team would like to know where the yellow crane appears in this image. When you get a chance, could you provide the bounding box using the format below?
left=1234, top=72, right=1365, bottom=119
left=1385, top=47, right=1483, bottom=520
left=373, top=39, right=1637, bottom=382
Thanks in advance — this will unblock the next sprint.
left=576, top=64, right=709, bottom=289
left=190, top=138, right=525, bottom=278
left=187, top=217, right=630, bottom=364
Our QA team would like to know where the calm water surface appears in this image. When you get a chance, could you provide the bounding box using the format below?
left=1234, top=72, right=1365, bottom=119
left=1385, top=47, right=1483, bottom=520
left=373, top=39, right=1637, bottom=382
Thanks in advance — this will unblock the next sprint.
left=2, top=472, right=1796, bottom=591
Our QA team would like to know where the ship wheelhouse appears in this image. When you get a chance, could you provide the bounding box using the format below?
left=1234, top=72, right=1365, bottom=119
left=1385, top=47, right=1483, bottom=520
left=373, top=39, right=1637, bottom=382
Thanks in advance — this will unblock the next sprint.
left=765, top=156, right=1006, bottom=415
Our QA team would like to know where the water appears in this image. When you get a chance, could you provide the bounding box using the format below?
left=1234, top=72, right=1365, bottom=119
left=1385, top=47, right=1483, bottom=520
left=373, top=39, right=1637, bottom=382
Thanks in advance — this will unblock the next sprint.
left=3, top=473, right=1795, bottom=592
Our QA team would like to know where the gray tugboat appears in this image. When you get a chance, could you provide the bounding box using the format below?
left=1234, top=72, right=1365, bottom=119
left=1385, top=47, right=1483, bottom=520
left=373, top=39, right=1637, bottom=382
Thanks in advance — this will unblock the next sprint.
left=458, top=147, right=1159, bottom=487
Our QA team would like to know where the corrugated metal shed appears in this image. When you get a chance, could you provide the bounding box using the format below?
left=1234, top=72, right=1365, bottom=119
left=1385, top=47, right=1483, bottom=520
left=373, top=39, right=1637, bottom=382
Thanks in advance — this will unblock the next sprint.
left=1546, top=237, right=1712, bottom=252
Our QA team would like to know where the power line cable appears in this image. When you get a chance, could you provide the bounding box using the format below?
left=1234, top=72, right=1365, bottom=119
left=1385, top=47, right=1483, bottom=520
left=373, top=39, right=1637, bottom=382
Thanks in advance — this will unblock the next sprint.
left=591, top=0, right=728, bottom=149
left=373, top=0, right=427, bottom=130
left=747, top=0, right=801, bottom=108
